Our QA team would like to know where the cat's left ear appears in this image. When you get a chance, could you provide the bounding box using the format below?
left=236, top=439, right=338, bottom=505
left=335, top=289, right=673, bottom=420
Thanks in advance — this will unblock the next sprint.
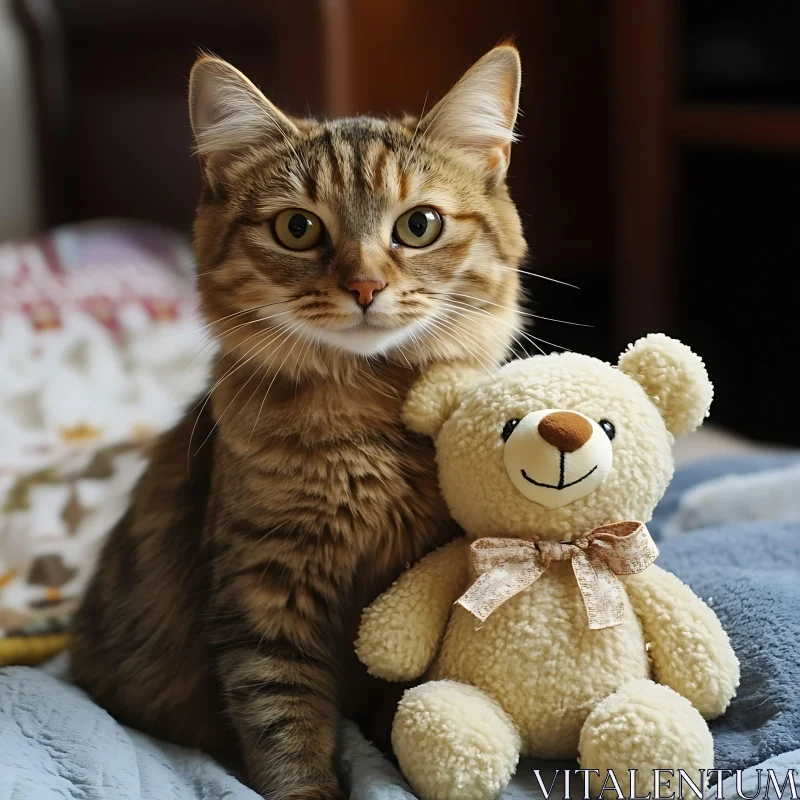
left=418, top=45, right=521, bottom=179
left=189, top=55, right=300, bottom=178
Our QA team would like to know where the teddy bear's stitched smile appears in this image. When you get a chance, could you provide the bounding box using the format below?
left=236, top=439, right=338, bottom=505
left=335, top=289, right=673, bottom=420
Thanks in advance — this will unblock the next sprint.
left=520, top=452, right=599, bottom=491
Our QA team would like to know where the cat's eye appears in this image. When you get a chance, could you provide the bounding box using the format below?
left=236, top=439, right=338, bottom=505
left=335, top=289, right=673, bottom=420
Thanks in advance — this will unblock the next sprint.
left=501, top=419, right=520, bottom=443
left=599, top=419, right=616, bottom=440
left=274, top=209, right=324, bottom=251
left=393, top=207, right=443, bottom=248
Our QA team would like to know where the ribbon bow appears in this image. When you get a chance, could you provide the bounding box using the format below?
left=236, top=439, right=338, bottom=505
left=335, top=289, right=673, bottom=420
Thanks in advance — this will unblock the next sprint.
left=456, top=522, right=658, bottom=630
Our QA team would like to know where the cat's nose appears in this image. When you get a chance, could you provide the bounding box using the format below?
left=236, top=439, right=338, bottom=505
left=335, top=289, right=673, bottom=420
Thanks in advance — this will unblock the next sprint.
left=538, top=411, right=593, bottom=453
left=344, top=279, right=386, bottom=307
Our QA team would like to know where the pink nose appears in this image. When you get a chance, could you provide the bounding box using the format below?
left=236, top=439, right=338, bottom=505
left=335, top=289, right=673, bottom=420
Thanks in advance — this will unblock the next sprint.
left=345, top=279, right=386, bottom=307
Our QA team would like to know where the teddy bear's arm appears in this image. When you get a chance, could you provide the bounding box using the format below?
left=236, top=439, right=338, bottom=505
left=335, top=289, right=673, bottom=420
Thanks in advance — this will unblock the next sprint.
left=622, top=565, right=740, bottom=719
left=355, top=538, right=470, bottom=682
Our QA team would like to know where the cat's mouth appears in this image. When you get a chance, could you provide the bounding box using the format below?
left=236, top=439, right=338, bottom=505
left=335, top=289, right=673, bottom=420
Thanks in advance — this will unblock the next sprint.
left=351, top=318, right=397, bottom=332
left=294, top=316, right=428, bottom=356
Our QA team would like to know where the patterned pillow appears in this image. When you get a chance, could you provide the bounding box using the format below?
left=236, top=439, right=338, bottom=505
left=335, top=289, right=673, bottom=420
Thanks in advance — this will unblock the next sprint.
left=0, top=221, right=210, bottom=664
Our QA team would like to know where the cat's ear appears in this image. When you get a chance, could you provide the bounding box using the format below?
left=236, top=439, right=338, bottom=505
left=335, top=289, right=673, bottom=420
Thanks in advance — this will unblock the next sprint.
left=418, top=45, right=521, bottom=178
left=189, top=55, right=299, bottom=176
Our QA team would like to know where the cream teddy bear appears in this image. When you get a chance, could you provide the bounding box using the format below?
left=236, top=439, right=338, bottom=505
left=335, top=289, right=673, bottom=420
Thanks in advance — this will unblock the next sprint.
left=356, top=334, right=740, bottom=800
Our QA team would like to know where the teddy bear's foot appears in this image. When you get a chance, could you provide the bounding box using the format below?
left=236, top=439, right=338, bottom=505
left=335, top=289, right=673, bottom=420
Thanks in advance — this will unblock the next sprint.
left=392, top=680, right=521, bottom=800
left=579, top=678, right=713, bottom=798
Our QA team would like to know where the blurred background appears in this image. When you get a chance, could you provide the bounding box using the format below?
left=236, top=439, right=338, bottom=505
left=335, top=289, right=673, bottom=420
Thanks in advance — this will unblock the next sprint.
left=1, top=0, right=799, bottom=446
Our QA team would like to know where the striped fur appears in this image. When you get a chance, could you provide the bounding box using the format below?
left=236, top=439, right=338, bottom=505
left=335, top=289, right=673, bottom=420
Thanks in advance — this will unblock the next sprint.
left=70, top=47, right=526, bottom=799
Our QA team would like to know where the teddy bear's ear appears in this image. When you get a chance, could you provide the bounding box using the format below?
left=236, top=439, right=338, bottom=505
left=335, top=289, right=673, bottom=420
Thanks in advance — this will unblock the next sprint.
left=617, top=333, right=713, bottom=437
left=402, top=363, right=487, bottom=437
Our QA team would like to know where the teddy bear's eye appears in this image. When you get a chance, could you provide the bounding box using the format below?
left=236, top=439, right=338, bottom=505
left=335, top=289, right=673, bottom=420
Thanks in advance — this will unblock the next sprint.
left=501, top=419, right=520, bottom=443
left=599, top=419, right=616, bottom=440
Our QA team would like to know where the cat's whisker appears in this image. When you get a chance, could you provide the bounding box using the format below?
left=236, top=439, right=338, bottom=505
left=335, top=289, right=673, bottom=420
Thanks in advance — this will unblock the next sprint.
left=181, top=308, right=292, bottom=378
left=400, top=327, right=426, bottom=367
left=514, top=328, right=570, bottom=353
left=181, top=299, right=298, bottom=336
left=439, top=318, right=502, bottom=372
left=439, top=301, right=537, bottom=359
left=432, top=313, right=511, bottom=364
left=365, top=364, right=402, bottom=400
left=421, top=315, right=495, bottom=376
left=277, top=127, right=312, bottom=183
left=415, top=319, right=457, bottom=363
left=355, top=352, right=399, bottom=400
left=231, top=324, right=300, bottom=440
left=433, top=291, right=592, bottom=327
left=427, top=323, right=494, bottom=376
left=404, top=83, right=457, bottom=168
left=186, top=327, right=276, bottom=472
left=247, top=324, right=306, bottom=445
left=292, top=328, right=318, bottom=399
left=493, top=264, right=580, bottom=289
left=394, top=341, right=414, bottom=370
left=169, top=333, right=218, bottom=399
left=187, top=317, right=298, bottom=464
left=294, top=334, right=313, bottom=387
left=436, top=298, right=570, bottom=356
left=175, top=310, right=295, bottom=393
left=211, top=310, right=294, bottom=345
left=180, top=327, right=269, bottom=392
left=189, top=325, right=285, bottom=416
left=436, top=300, right=543, bottom=357
left=402, top=91, right=429, bottom=173
left=230, top=336, right=291, bottom=443
left=428, top=306, right=508, bottom=359
left=199, top=321, right=301, bottom=454
left=438, top=297, right=572, bottom=352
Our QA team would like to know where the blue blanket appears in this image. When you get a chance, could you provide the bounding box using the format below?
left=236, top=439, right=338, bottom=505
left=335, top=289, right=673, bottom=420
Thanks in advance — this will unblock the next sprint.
left=2, top=457, right=799, bottom=799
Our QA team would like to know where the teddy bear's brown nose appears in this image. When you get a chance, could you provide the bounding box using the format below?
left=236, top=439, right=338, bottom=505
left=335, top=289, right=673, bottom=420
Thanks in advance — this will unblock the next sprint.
left=538, top=411, right=593, bottom=453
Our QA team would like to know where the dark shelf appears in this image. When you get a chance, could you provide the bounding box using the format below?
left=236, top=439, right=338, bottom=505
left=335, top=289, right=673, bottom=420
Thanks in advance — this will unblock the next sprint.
left=675, top=105, right=800, bottom=151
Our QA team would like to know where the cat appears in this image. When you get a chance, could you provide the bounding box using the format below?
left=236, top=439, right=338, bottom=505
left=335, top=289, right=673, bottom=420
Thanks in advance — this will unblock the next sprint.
left=70, top=45, right=526, bottom=800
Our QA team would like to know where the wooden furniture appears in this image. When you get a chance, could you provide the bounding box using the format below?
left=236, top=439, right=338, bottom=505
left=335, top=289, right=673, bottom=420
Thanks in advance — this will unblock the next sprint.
left=12, top=0, right=353, bottom=231
left=612, top=0, right=800, bottom=343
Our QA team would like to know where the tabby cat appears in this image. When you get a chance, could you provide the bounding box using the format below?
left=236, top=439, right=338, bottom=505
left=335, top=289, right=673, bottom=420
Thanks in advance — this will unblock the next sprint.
left=70, top=46, right=526, bottom=799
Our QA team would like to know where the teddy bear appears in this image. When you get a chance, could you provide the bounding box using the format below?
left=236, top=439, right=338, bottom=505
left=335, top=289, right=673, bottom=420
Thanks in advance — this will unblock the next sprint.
left=356, top=334, right=740, bottom=800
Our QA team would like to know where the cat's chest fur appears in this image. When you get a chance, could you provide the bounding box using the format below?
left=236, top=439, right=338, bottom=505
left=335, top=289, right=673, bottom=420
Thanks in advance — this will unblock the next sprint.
left=210, top=363, right=456, bottom=606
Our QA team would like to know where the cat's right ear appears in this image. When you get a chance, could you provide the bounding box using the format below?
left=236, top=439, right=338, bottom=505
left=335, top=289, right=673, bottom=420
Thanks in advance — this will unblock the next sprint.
left=418, top=45, right=521, bottom=180
left=402, top=363, right=487, bottom=438
left=189, top=55, right=299, bottom=181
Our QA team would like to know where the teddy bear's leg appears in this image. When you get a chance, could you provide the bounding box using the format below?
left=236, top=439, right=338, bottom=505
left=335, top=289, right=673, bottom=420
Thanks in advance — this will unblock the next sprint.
left=579, top=678, right=713, bottom=798
left=392, top=680, right=521, bottom=800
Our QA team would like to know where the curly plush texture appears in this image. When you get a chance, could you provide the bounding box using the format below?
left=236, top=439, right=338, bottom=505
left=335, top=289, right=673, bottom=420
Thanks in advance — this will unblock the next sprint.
left=579, top=679, right=714, bottom=796
left=402, top=363, right=487, bottom=438
left=622, top=566, right=740, bottom=718
left=355, top=540, right=470, bottom=682
left=618, top=333, right=713, bottom=437
left=392, top=680, right=520, bottom=800
left=357, top=335, right=739, bottom=800
left=428, top=564, right=651, bottom=758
